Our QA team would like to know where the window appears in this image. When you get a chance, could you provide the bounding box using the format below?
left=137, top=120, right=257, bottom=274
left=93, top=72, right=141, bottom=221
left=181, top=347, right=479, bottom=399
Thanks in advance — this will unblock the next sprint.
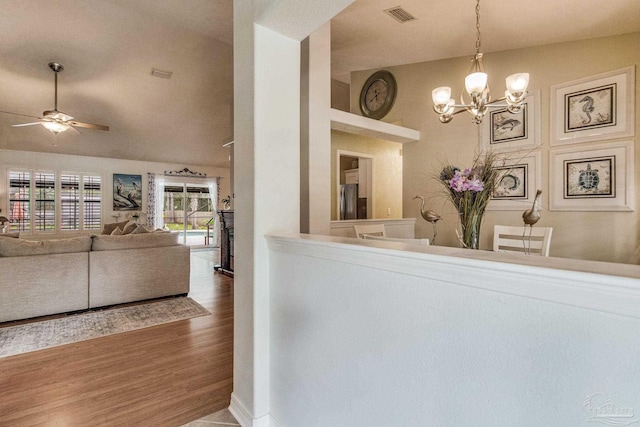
left=35, top=172, right=56, bottom=232
left=9, top=171, right=31, bottom=232
left=60, top=174, right=80, bottom=231
left=7, top=169, right=102, bottom=234
left=83, top=175, right=102, bottom=230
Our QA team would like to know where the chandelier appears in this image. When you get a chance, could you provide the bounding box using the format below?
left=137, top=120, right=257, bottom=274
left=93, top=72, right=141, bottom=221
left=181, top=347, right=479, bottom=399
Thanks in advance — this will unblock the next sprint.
left=431, top=0, right=529, bottom=124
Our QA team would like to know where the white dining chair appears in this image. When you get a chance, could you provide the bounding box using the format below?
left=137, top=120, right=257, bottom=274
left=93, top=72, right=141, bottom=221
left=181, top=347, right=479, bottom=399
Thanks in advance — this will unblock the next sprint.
left=493, top=225, right=553, bottom=256
left=353, top=224, right=386, bottom=239
left=362, top=234, right=430, bottom=246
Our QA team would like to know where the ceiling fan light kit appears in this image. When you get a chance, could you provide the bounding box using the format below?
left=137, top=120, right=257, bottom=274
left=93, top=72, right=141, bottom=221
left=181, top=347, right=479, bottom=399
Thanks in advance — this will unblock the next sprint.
left=6, top=62, right=109, bottom=135
left=431, top=0, right=530, bottom=124
left=41, top=121, right=71, bottom=134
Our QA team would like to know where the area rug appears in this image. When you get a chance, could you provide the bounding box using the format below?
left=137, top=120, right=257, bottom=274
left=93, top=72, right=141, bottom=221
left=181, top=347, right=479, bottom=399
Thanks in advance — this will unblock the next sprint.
left=0, top=297, right=210, bottom=358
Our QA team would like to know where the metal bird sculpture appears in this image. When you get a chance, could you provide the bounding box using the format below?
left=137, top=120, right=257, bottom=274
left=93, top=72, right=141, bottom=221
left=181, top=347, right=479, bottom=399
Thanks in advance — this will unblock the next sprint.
left=521, top=189, right=542, bottom=254
left=413, top=195, right=442, bottom=245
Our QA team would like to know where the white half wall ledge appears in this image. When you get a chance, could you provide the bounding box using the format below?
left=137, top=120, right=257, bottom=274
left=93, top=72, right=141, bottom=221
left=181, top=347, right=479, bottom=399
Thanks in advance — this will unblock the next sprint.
left=330, top=108, right=420, bottom=143
left=266, top=233, right=640, bottom=320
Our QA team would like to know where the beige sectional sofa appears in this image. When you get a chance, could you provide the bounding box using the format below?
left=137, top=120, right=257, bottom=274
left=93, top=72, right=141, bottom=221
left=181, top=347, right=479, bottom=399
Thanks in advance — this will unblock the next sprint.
left=0, top=232, right=190, bottom=323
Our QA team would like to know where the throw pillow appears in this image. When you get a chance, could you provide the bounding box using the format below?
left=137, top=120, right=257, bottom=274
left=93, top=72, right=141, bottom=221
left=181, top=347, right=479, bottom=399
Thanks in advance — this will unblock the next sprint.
left=122, top=221, right=137, bottom=235
left=102, top=220, right=129, bottom=235
left=110, top=227, right=124, bottom=236
left=130, top=224, right=149, bottom=234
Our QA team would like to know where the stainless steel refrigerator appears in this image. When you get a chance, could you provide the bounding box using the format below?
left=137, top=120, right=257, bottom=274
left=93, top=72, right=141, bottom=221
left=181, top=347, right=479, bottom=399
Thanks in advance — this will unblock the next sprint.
left=340, top=184, right=367, bottom=220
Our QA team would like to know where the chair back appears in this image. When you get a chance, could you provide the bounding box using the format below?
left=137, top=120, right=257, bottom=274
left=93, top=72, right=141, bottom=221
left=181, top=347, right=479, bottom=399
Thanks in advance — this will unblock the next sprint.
left=363, top=235, right=430, bottom=245
left=353, top=224, right=386, bottom=239
left=493, top=225, right=553, bottom=256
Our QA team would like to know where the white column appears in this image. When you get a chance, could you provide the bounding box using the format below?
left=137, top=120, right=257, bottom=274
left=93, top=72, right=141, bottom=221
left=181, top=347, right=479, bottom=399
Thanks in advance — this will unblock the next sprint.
left=231, top=1, right=355, bottom=425
left=232, top=4, right=301, bottom=425
left=304, top=21, right=332, bottom=235
left=232, top=0, right=259, bottom=422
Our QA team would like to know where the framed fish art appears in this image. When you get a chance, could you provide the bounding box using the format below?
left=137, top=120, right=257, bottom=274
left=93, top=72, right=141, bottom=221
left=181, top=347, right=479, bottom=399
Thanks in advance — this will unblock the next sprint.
left=481, top=89, right=540, bottom=153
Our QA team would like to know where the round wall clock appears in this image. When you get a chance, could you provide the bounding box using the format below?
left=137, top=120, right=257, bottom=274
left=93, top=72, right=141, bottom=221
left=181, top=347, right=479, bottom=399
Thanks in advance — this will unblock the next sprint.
left=359, top=70, right=397, bottom=120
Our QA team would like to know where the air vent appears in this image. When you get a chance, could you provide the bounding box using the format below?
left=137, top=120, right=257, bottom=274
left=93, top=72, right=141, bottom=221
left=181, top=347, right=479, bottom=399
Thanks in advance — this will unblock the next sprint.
left=150, top=68, right=173, bottom=79
left=384, top=6, right=417, bottom=23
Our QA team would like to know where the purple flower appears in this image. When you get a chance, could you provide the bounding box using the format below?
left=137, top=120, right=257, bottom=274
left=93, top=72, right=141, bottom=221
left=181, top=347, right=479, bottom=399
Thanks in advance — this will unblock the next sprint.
left=467, top=178, right=484, bottom=192
left=448, top=168, right=485, bottom=193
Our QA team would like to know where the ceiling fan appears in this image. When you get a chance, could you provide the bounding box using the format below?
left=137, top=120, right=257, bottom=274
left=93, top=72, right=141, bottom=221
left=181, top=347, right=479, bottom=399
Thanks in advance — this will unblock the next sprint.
left=2, top=62, right=109, bottom=134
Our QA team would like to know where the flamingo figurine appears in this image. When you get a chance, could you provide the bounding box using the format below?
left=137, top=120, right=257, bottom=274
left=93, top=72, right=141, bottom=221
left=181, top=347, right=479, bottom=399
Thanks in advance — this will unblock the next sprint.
left=413, top=195, right=442, bottom=245
left=521, top=189, right=542, bottom=254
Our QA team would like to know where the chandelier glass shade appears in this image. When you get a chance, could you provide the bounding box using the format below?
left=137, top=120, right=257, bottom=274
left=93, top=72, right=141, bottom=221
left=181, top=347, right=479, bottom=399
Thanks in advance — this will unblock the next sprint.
left=432, top=0, right=529, bottom=124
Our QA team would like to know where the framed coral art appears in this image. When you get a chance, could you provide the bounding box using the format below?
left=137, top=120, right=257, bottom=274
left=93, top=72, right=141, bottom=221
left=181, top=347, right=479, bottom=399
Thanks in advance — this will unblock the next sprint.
left=549, top=140, right=635, bottom=211
left=113, top=173, right=142, bottom=211
left=550, top=66, right=635, bottom=145
left=481, top=89, right=540, bottom=152
left=487, top=152, right=541, bottom=211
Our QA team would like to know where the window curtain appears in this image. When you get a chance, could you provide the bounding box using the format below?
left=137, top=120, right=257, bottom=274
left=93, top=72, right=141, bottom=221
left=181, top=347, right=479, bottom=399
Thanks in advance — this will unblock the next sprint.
left=207, top=178, right=220, bottom=247
left=147, top=173, right=165, bottom=230
left=146, top=173, right=156, bottom=228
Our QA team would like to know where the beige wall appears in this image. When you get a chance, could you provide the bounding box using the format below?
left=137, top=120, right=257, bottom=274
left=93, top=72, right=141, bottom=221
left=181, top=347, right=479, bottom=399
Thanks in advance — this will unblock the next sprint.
left=349, top=32, right=640, bottom=264
left=331, top=79, right=350, bottom=112
left=331, top=130, right=403, bottom=220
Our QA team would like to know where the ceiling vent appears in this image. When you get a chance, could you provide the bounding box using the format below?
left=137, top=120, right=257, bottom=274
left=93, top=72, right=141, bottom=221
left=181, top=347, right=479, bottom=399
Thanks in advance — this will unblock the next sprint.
left=384, top=6, right=417, bottom=23
left=151, top=68, right=173, bottom=79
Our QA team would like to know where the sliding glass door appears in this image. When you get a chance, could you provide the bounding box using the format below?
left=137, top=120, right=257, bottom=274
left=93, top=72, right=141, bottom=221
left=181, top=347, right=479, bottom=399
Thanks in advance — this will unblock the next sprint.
left=162, top=182, right=214, bottom=246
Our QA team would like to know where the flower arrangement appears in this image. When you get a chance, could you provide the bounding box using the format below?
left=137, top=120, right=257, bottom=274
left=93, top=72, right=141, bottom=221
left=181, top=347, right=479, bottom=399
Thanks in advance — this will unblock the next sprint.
left=438, top=151, right=502, bottom=249
left=221, top=195, right=232, bottom=210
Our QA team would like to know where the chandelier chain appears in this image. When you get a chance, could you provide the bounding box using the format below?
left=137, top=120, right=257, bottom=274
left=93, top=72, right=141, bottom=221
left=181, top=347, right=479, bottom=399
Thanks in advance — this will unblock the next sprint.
left=475, top=0, right=481, bottom=54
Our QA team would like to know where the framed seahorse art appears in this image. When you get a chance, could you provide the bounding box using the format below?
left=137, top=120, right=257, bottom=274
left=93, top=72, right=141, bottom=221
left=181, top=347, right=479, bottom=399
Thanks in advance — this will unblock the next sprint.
left=550, top=66, right=635, bottom=146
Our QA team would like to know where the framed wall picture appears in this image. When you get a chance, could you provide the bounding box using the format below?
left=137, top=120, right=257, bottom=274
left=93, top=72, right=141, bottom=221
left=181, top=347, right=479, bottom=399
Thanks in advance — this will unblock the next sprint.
left=481, top=89, right=540, bottom=152
left=113, top=173, right=142, bottom=211
left=487, top=151, right=541, bottom=211
left=549, top=140, right=634, bottom=211
left=550, top=66, right=635, bottom=146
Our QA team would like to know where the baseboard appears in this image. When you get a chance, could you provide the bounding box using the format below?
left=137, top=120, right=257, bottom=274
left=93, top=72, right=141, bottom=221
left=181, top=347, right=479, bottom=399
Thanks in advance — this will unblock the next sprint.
left=229, top=393, right=276, bottom=427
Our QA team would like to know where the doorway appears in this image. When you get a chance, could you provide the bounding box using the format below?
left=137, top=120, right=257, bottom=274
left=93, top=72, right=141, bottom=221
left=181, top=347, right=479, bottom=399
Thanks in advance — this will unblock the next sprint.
left=336, top=150, right=373, bottom=220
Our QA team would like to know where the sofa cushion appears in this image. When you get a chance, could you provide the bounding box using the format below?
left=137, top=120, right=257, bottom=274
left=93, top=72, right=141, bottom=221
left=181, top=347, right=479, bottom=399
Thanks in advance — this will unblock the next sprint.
left=101, top=220, right=129, bottom=235
left=91, top=231, right=179, bottom=251
left=0, top=232, right=20, bottom=238
left=0, top=236, right=93, bottom=257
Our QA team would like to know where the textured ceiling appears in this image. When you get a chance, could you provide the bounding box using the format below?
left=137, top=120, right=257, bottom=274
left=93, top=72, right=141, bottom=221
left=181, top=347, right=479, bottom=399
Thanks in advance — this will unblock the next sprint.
left=1, top=0, right=639, bottom=167
left=331, top=0, right=640, bottom=82
left=0, top=0, right=233, bottom=168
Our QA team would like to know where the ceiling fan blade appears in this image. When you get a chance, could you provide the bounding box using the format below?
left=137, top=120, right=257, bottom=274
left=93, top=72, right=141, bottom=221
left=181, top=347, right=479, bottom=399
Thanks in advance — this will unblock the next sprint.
left=0, top=110, right=42, bottom=120
left=69, top=120, right=109, bottom=131
left=12, top=121, right=43, bottom=127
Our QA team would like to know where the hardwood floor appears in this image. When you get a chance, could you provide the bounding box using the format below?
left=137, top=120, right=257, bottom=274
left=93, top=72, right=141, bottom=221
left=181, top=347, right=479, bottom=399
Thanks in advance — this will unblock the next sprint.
left=0, top=248, right=233, bottom=427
